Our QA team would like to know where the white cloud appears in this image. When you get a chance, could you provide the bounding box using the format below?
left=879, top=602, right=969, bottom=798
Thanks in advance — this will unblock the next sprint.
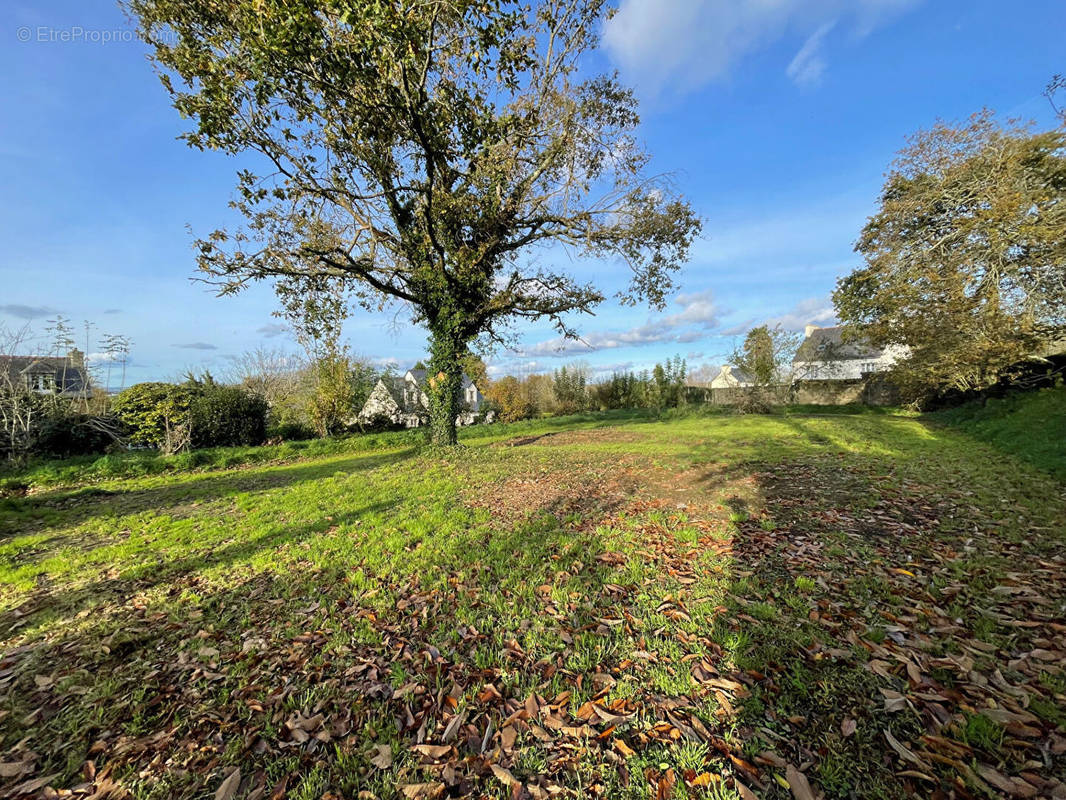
left=765, top=297, right=837, bottom=331
left=785, top=21, right=835, bottom=87
left=603, top=0, right=922, bottom=98
left=520, top=289, right=720, bottom=357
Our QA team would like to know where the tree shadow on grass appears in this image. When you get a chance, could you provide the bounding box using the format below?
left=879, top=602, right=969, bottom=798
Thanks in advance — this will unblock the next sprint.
left=5, top=433, right=1064, bottom=800
left=0, top=447, right=419, bottom=544
left=3, top=500, right=402, bottom=638
left=686, top=437, right=1066, bottom=799
left=0, top=484, right=635, bottom=799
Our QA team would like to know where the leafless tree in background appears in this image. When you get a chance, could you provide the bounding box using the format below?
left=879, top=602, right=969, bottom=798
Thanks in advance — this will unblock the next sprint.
left=0, top=322, right=47, bottom=461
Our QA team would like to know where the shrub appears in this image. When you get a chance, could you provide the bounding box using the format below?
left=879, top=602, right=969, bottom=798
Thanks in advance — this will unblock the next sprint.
left=111, top=382, right=193, bottom=453
left=266, top=421, right=317, bottom=441
left=359, top=411, right=404, bottom=433
left=188, top=386, right=268, bottom=448
left=33, top=414, right=120, bottom=457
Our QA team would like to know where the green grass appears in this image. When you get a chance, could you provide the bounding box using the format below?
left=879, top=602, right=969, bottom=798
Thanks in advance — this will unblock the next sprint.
left=930, top=385, right=1066, bottom=479
left=1, top=410, right=1064, bottom=799
left=0, top=403, right=915, bottom=495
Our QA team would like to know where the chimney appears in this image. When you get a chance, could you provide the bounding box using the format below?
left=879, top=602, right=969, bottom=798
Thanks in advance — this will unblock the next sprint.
left=66, top=348, right=84, bottom=367
left=804, top=325, right=819, bottom=338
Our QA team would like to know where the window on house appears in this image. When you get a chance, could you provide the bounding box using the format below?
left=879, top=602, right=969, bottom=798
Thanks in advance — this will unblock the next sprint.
left=862, top=361, right=877, bottom=374
left=29, top=373, right=56, bottom=391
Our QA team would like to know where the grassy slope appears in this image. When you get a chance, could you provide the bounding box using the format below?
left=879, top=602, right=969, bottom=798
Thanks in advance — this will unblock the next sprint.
left=0, top=413, right=1064, bottom=800
left=930, top=385, right=1066, bottom=480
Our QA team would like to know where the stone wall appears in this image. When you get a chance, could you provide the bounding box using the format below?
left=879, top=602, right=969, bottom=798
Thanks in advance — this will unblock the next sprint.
left=691, top=378, right=899, bottom=407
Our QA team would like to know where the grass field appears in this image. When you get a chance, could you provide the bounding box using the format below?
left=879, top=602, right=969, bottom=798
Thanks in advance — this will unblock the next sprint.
left=931, top=385, right=1066, bottom=481
left=1, top=410, right=1064, bottom=799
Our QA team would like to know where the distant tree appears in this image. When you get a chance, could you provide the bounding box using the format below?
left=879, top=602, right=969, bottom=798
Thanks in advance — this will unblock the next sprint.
left=305, top=354, right=355, bottom=437
left=686, top=363, right=718, bottom=387
left=228, top=347, right=305, bottom=403
left=740, top=327, right=776, bottom=385
left=45, top=315, right=75, bottom=359
left=834, top=111, right=1066, bottom=399
left=593, top=369, right=646, bottom=410
left=0, top=322, right=45, bottom=461
left=44, top=316, right=77, bottom=398
left=130, top=0, right=700, bottom=446
left=98, top=333, right=134, bottom=395
left=552, top=363, right=589, bottom=414
left=526, top=373, right=555, bottom=416
left=485, top=376, right=530, bottom=423
left=731, top=325, right=799, bottom=412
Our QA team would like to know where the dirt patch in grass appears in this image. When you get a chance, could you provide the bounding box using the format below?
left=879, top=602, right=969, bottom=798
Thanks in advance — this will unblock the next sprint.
left=466, top=451, right=740, bottom=529
left=465, top=465, right=643, bottom=525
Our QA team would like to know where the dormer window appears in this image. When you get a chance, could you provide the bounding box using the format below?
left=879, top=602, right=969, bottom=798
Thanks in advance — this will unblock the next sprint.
left=28, top=373, right=56, bottom=392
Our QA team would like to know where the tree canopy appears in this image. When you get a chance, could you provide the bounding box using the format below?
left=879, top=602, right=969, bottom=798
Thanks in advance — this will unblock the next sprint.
left=730, top=325, right=799, bottom=412
left=129, top=0, right=701, bottom=443
left=834, top=111, right=1066, bottom=398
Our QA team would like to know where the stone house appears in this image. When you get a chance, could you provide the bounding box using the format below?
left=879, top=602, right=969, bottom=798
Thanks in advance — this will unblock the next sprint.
left=792, top=325, right=907, bottom=380
left=357, top=367, right=487, bottom=428
left=0, top=349, right=92, bottom=397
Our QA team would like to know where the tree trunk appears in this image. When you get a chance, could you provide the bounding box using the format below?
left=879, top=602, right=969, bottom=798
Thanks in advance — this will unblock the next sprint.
left=426, top=325, right=467, bottom=446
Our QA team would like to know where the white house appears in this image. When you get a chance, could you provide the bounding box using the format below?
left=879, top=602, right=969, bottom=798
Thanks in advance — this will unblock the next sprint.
left=357, top=367, right=487, bottom=428
left=792, top=325, right=906, bottom=380
left=708, top=364, right=754, bottom=388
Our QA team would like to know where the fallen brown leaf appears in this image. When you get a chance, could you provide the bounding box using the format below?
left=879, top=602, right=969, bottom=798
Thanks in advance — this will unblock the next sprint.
left=786, top=764, right=817, bottom=800
left=214, top=767, right=241, bottom=800
left=369, top=744, right=392, bottom=769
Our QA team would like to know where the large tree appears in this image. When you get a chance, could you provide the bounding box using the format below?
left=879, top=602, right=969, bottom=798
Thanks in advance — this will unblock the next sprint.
left=730, top=324, right=799, bottom=412
left=129, top=0, right=700, bottom=444
left=834, top=111, right=1066, bottom=398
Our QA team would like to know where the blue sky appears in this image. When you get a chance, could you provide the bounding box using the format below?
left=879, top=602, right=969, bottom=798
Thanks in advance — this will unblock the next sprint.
left=2, top=1, right=1062, bottom=386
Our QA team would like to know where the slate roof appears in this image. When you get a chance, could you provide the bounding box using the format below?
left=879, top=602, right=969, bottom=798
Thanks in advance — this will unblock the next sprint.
left=0, top=355, right=91, bottom=395
left=725, top=366, right=754, bottom=384
left=793, top=326, right=883, bottom=363
left=379, top=376, right=409, bottom=407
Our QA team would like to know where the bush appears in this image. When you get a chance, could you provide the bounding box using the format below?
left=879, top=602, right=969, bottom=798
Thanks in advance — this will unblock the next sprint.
left=359, top=412, right=405, bottom=433
left=33, top=414, right=120, bottom=457
left=112, top=382, right=193, bottom=452
left=114, top=381, right=267, bottom=452
left=266, top=421, right=317, bottom=441
left=189, top=388, right=268, bottom=452
left=188, top=386, right=268, bottom=448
